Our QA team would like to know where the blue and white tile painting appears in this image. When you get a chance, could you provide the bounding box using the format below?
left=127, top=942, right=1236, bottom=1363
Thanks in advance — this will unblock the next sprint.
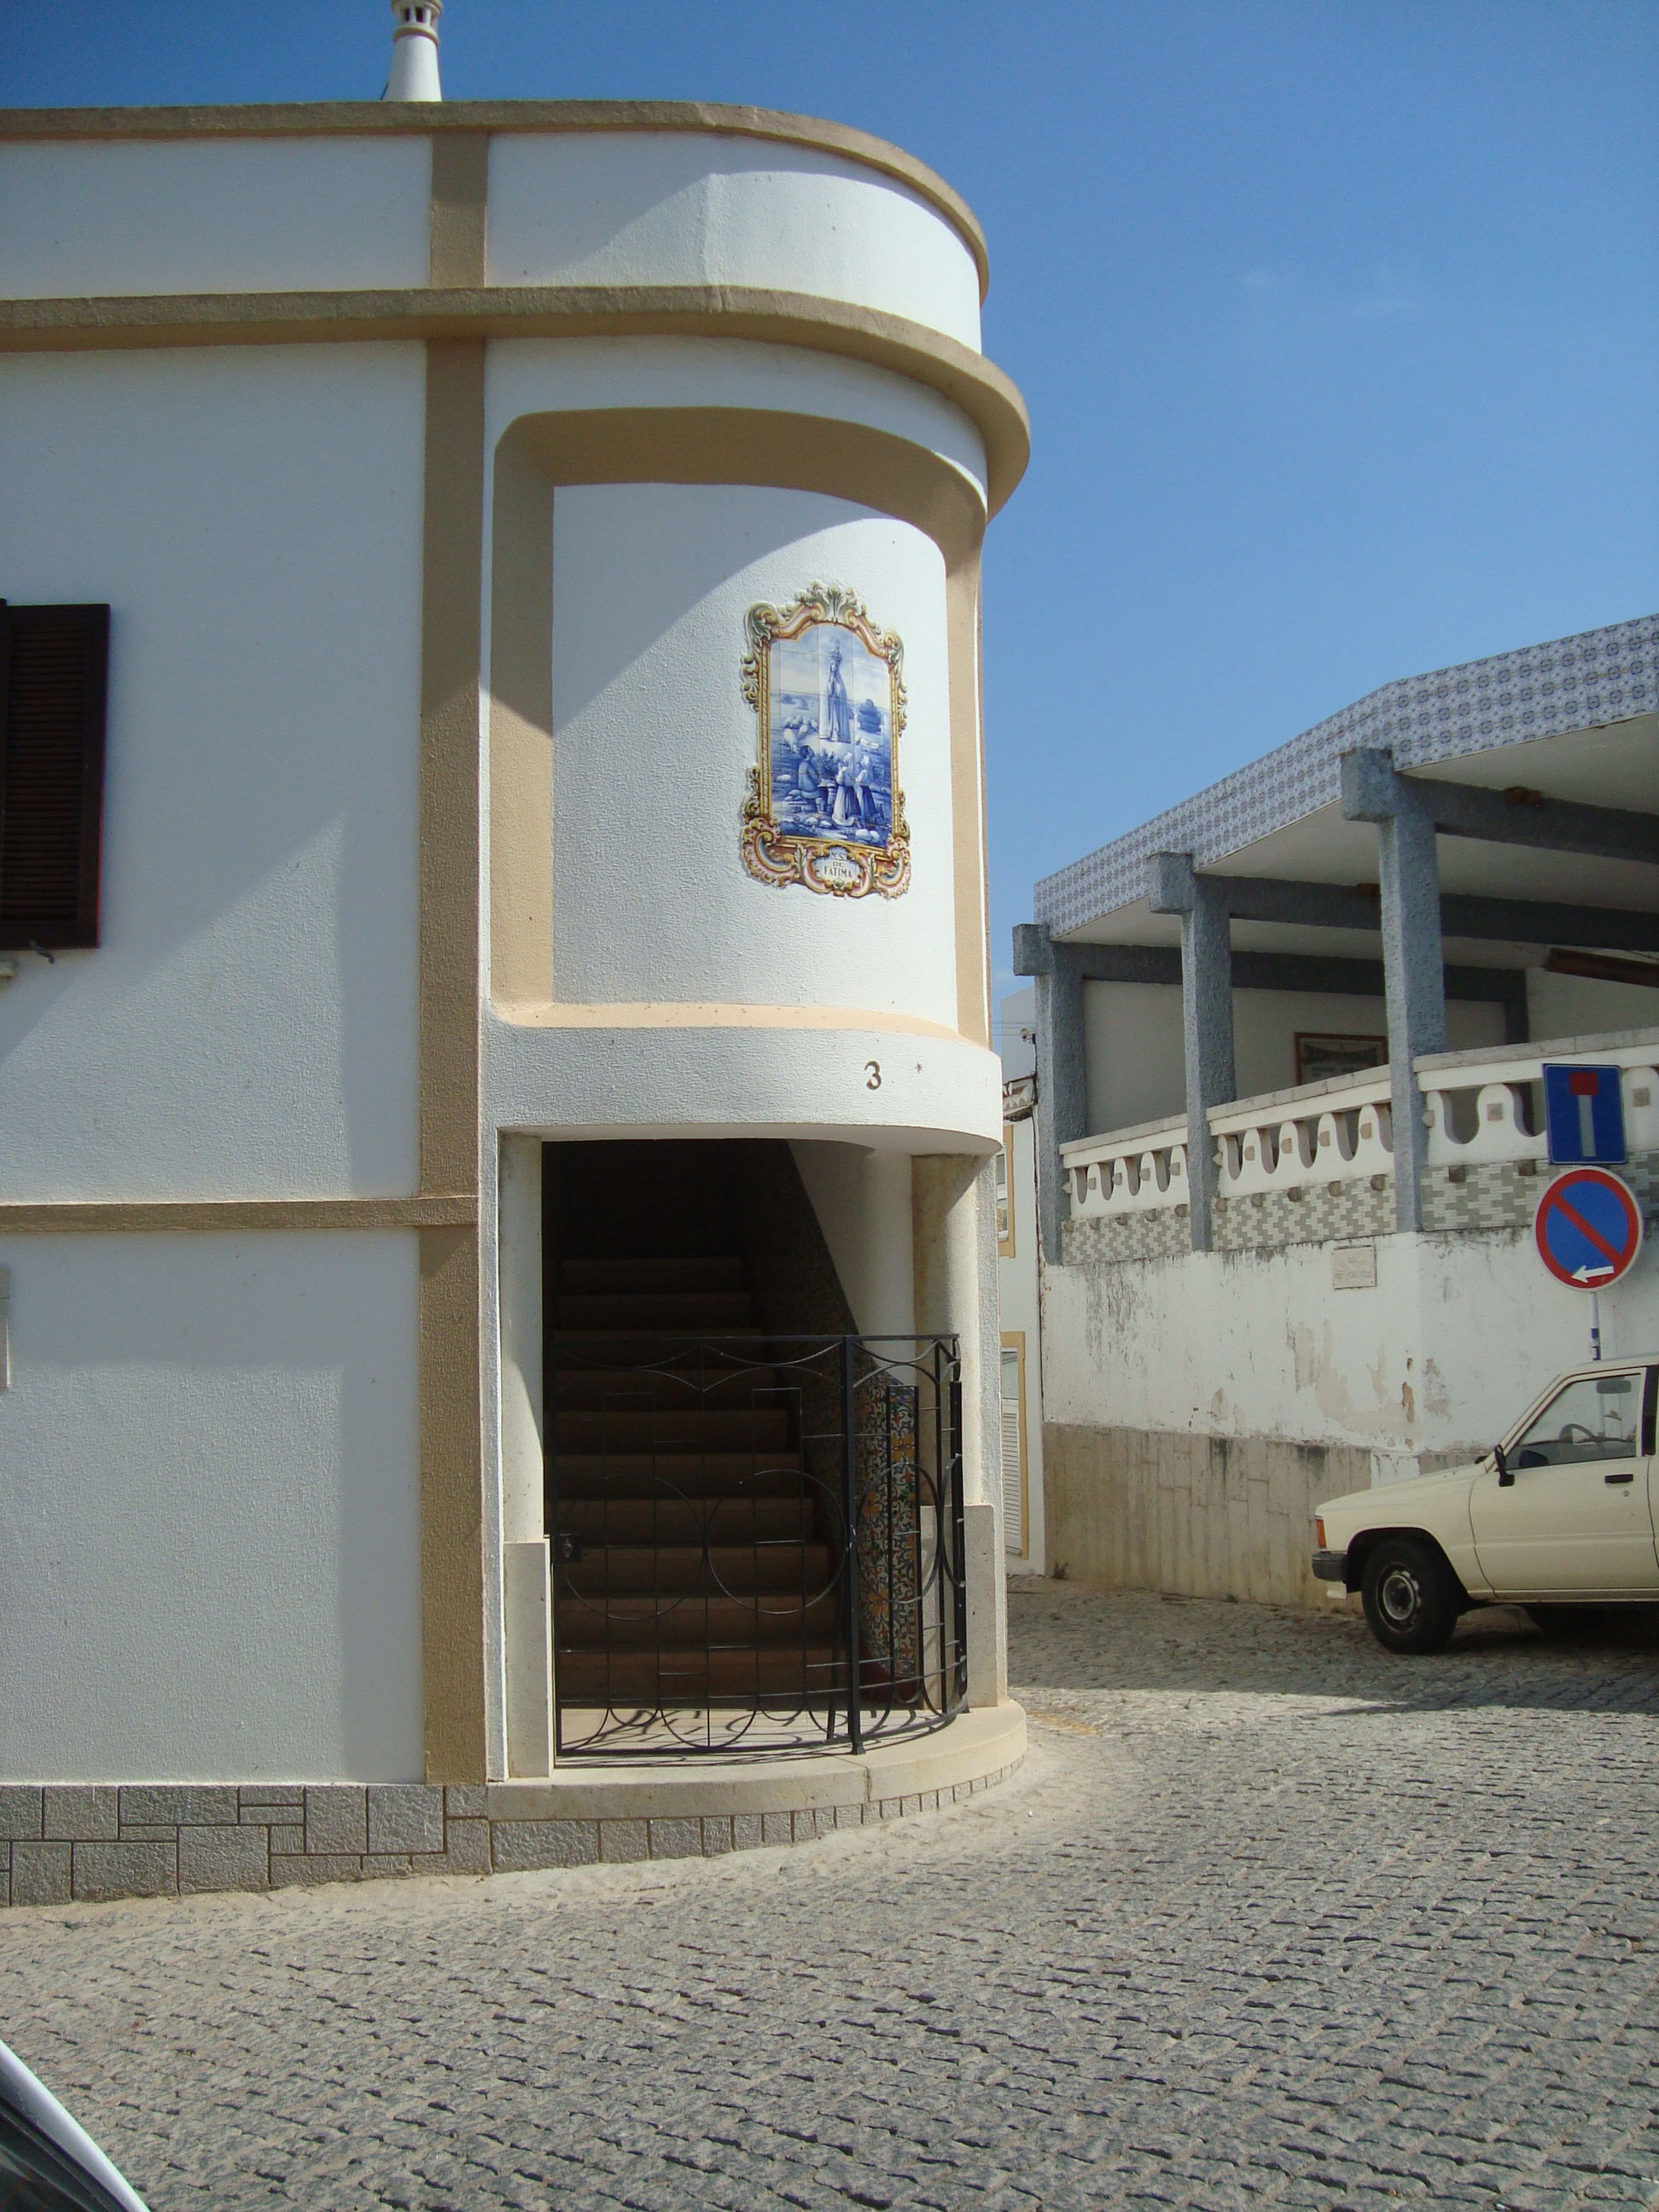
left=768, top=621, right=894, bottom=847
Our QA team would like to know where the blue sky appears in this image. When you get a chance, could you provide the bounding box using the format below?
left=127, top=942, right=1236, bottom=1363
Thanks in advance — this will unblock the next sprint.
left=7, top=2, right=1656, bottom=1025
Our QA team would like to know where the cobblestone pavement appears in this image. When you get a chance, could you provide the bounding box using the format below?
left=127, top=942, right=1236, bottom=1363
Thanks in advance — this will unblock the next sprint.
left=7, top=1586, right=1659, bottom=2212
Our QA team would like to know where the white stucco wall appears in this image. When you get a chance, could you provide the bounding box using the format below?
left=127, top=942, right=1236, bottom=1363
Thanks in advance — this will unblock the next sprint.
left=1082, top=981, right=1507, bottom=1136
left=483, top=335, right=989, bottom=504
left=0, top=137, right=432, bottom=299
left=790, top=1139, right=915, bottom=1336
left=1041, top=1224, right=1659, bottom=1476
left=486, top=134, right=982, bottom=350
left=0, top=1231, right=423, bottom=1784
left=1528, top=968, right=1659, bottom=1045
left=996, top=1112, right=1045, bottom=1571
left=550, top=482, right=958, bottom=1024
left=0, top=343, right=422, bottom=1200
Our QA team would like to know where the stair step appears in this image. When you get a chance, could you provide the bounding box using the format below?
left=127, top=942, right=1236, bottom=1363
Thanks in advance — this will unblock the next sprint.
left=554, top=1408, right=791, bottom=1452
left=551, top=1328, right=765, bottom=1362
left=555, top=1648, right=845, bottom=1701
left=555, top=1591, right=839, bottom=1647
left=556, top=1497, right=817, bottom=1544
left=552, top=1366, right=794, bottom=1412
left=558, top=1544, right=833, bottom=1598
left=556, top=1293, right=755, bottom=1330
left=562, top=1257, right=745, bottom=1294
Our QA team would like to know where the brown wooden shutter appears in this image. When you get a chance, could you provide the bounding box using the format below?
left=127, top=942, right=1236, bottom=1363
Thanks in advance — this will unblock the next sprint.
left=0, top=602, right=109, bottom=949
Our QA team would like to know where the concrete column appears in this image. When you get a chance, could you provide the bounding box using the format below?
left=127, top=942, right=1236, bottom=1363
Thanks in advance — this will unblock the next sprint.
left=1148, top=854, right=1237, bottom=1252
left=498, top=1133, right=553, bottom=1776
left=1342, top=750, right=1448, bottom=1234
left=912, top=1154, right=1007, bottom=1709
left=1015, top=924, right=1086, bottom=1266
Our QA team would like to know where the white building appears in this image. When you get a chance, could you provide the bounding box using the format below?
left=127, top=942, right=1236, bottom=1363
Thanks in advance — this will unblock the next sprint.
left=0, top=55, right=1027, bottom=1906
left=1015, top=617, right=1659, bottom=1603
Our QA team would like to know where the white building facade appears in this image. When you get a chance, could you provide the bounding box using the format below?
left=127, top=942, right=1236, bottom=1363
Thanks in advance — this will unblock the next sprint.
left=0, top=94, right=1027, bottom=1905
left=1016, top=618, right=1659, bottom=1604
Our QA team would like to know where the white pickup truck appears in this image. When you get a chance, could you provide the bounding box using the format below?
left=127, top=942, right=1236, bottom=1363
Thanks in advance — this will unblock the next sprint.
left=1313, top=1359, right=1658, bottom=1653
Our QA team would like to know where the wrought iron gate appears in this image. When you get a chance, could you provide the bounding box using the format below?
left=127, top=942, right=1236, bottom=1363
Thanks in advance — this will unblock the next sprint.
left=548, top=1335, right=966, bottom=1755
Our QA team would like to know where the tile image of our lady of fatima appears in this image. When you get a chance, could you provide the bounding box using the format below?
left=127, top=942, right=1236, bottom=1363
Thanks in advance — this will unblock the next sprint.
left=741, top=583, right=910, bottom=897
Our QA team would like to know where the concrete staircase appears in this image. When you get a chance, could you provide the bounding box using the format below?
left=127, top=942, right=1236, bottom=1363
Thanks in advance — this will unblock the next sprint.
left=550, top=1255, right=841, bottom=1708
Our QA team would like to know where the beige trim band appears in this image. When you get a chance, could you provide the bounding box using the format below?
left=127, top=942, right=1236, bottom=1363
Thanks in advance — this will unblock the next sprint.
left=0, top=1196, right=475, bottom=1235
left=0, top=99, right=990, bottom=296
left=492, top=1002, right=984, bottom=1039
left=0, top=288, right=1029, bottom=515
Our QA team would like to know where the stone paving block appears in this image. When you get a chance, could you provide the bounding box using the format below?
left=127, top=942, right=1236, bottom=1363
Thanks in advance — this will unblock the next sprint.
left=304, top=1786, right=368, bottom=1856
left=0, top=1863, right=8, bottom=1909
left=71, top=1842, right=176, bottom=1902
left=268, top=1824, right=306, bottom=1855
left=271, top=1854, right=363, bottom=1888
left=10, top=1842, right=71, bottom=1907
left=598, top=1819, right=649, bottom=1864
left=178, top=1825, right=269, bottom=1895
left=367, top=1784, right=444, bottom=1857
left=701, top=1817, right=734, bottom=1854
left=647, top=1819, right=702, bottom=1860
left=42, top=1786, right=118, bottom=1841
left=120, top=1785, right=238, bottom=1827
left=362, top=1854, right=414, bottom=1881
left=761, top=1813, right=792, bottom=1846
left=492, top=1821, right=597, bottom=1872
left=0, top=1787, right=42, bottom=1841
left=733, top=1814, right=764, bottom=1850
left=441, top=1819, right=492, bottom=1875
left=444, top=1784, right=490, bottom=1818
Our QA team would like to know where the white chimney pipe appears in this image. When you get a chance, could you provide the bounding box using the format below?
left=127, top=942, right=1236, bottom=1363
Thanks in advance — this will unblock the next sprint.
left=387, top=0, right=443, bottom=101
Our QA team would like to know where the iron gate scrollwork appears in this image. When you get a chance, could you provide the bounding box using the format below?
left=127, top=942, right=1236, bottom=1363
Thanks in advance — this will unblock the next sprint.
left=548, top=1335, right=966, bottom=1756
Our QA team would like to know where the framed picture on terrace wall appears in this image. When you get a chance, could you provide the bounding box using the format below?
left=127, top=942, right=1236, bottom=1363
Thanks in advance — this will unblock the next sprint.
left=1295, top=1032, right=1388, bottom=1086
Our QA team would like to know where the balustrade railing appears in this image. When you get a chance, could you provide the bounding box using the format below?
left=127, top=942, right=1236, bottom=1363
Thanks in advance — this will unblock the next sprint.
left=1061, top=1029, right=1659, bottom=1223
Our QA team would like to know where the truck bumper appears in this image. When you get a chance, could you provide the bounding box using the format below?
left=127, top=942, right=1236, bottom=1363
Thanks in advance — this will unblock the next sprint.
left=1312, top=1549, right=1348, bottom=1585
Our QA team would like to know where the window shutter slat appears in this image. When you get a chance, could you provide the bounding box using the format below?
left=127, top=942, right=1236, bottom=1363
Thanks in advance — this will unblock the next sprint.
left=0, top=603, right=108, bottom=949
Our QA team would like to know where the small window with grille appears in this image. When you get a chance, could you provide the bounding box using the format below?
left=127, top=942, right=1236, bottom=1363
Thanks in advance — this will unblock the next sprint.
left=0, top=602, right=109, bottom=951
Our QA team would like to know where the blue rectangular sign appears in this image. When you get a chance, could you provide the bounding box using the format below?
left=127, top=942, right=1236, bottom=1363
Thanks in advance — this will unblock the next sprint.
left=1542, top=1062, right=1627, bottom=1164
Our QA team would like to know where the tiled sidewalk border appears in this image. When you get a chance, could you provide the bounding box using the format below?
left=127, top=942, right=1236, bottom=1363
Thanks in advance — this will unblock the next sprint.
left=0, top=1755, right=1022, bottom=1908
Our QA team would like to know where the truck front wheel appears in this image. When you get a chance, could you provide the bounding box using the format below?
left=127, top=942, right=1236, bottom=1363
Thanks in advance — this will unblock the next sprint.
left=1359, top=1538, right=1460, bottom=1656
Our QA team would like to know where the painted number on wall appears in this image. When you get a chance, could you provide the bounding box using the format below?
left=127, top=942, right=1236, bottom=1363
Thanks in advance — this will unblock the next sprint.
left=864, top=1062, right=882, bottom=1090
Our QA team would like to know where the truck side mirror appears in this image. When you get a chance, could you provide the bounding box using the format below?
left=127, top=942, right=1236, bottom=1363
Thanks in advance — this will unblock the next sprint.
left=1493, top=1442, right=1513, bottom=1487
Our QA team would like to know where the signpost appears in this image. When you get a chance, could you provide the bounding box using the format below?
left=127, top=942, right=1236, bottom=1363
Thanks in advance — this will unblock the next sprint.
left=1534, top=1164, right=1644, bottom=1363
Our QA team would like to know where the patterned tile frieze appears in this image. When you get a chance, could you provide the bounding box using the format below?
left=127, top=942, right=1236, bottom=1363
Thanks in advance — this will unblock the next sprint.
left=1036, top=613, right=1658, bottom=934
left=1061, top=1147, right=1659, bottom=1266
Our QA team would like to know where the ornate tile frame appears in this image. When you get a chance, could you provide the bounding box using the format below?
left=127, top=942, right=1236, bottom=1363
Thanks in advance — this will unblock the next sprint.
left=741, top=583, right=911, bottom=899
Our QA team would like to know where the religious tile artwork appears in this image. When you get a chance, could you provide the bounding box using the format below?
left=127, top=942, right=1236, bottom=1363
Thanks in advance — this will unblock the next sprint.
left=741, top=584, right=910, bottom=898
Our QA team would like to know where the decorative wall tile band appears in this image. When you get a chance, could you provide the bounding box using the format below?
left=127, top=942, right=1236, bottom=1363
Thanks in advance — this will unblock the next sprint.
left=1036, top=614, right=1659, bottom=936
left=0, top=1767, right=1022, bottom=1910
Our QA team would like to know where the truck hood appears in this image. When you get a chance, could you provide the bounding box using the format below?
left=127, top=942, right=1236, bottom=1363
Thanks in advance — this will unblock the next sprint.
left=1318, top=1460, right=1483, bottom=1544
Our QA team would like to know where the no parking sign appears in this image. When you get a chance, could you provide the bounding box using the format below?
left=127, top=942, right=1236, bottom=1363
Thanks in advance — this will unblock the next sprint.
left=1534, top=1166, right=1644, bottom=1289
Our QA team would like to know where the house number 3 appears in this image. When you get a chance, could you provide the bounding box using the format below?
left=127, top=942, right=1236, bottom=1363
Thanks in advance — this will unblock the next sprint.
left=864, top=1061, right=882, bottom=1090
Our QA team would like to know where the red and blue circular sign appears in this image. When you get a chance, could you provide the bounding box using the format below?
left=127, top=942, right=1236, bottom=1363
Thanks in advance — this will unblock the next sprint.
left=1534, top=1167, right=1644, bottom=1289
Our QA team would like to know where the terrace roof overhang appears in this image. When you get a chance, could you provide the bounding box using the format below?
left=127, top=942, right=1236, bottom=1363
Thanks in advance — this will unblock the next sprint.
left=1030, top=614, right=1659, bottom=974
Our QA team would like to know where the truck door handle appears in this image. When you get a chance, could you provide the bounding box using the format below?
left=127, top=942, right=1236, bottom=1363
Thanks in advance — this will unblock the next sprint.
left=1604, top=1470, right=1635, bottom=1485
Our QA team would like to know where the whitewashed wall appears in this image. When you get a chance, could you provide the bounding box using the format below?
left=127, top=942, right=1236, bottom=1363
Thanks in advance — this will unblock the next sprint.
left=1082, top=981, right=1507, bottom=1137
left=487, top=134, right=982, bottom=348
left=0, top=344, right=423, bottom=1200
left=1041, top=1225, right=1659, bottom=1474
left=0, top=137, right=431, bottom=298
left=997, top=1112, right=1045, bottom=1571
left=550, top=483, right=955, bottom=1021
left=0, top=1232, right=423, bottom=1784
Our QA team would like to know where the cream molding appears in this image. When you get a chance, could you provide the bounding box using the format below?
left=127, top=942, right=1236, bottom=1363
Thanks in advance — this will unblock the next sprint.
left=0, top=286, right=1029, bottom=515
left=0, top=100, right=989, bottom=297
left=490, top=1002, right=987, bottom=1041
left=0, top=1196, right=478, bottom=1234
